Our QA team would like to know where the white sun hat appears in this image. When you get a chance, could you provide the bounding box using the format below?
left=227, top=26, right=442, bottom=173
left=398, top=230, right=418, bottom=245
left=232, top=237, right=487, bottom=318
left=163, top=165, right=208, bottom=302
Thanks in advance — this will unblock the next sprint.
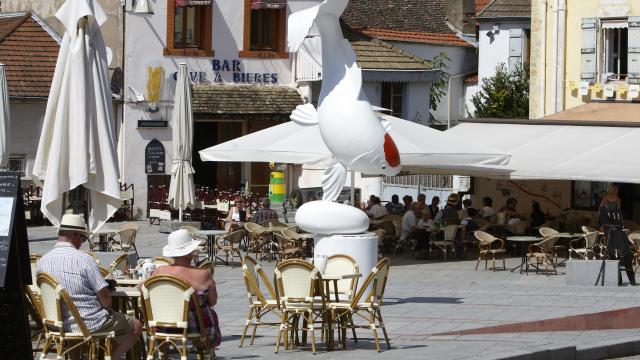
left=58, top=214, right=90, bottom=235
left=163, top=229, right=203, bottom=258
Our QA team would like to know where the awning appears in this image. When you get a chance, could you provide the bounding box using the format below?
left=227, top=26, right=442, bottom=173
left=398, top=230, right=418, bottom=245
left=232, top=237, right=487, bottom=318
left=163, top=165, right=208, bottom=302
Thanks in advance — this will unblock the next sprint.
left=191, top=84, right=302, bottom=115
left=251, top=0, right=285, bottom=10
left=447, top=119, right=640, bottom=183
left=176, top=0, right=212, bottom=6
left=602, top=20, right=628, bottom=29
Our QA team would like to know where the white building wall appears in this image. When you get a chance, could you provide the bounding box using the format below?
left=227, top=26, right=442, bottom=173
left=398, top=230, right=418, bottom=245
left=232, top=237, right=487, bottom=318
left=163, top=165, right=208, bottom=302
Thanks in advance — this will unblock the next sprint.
left=8, top=101, right=46, bottom=180
left=124, top=0, right=295, bottom=216
left=390, top=42, right=477, bottom=126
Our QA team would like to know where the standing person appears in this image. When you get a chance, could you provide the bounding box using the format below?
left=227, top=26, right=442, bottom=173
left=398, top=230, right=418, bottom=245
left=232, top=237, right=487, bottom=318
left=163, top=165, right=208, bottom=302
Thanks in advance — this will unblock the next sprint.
left=153, top=229, right=222, bottom=346
left=367, top=196, right=388, bottom=219
left=529, top=201, right=546, bottom=233
left=599, top=184, right=622, bottom=209
left=479, top=196, right=496, bottom=219
left=36, top=215, right=143, bottom=360
left=427, top=196, right=440, bottom=218
left=253, top=198, right=279, bottom=225
left=385, top=194, right=405, bottom=215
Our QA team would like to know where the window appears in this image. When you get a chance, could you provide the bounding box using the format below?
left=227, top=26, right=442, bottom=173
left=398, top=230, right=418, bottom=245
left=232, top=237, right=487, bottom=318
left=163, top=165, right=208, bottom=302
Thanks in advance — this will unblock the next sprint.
left=572, top=181, right=611, bottom=210
left=8, top=156, right=26, bottom=177
left=165, top=0, right=213, bottom=57
left=240, top=0, right=288, bottom=59
left=603, top=26, right=628, bottom=80
left=381, top=83, right=404, bottom=118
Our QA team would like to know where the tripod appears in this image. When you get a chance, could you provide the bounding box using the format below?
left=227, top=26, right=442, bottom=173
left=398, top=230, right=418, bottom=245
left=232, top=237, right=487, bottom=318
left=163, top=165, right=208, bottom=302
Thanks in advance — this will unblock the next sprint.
left=594, top=225, right=616, bottom=286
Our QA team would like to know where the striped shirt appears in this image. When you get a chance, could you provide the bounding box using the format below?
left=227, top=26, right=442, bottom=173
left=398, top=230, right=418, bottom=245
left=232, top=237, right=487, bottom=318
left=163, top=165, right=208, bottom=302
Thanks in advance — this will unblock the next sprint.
left=36, top=242, right=109, bottom=333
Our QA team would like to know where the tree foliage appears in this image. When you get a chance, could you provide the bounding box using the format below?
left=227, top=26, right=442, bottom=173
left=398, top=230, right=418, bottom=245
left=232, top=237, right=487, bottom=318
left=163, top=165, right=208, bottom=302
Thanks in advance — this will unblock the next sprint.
left=429, top=52, right=450, bottom=112
left=471, top=63, right=529, bottom=119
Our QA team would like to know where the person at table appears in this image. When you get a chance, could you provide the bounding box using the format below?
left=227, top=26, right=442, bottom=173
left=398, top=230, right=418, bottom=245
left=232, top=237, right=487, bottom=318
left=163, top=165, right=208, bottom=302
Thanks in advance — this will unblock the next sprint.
left=225, top=196, right=250, bottom=232
left=435, top=194, right=462, bottom=226
left=459, top=208, right=483, bottom=247
left=461, top=198, right=475, bottom=218
left=402, top=195, right=413, bottom=212
left=413, top=210, right=435, bottom=252
left=36, top=214, right=143, bottom=360
left=599, top=184, right=622, bottom=210
left=416, top=194, right=427, bottom=216
left=367, top=196, right=388, bottom=219
left=529, top=201, right=546, bottom=234
left=399, top=203, right=419, bottom=251
left=253, top=197, right=278, bottom=225
left=427, top=196, right=440, bottom=218
left=385, top=194, right=405, bottom=215
left=364, top=194, right=376, bottom=211
left=479, top=196, right=496, bottom=220
left=500, top=197, right=520, bottom=221
left=152, top=229, right=222, bottom=345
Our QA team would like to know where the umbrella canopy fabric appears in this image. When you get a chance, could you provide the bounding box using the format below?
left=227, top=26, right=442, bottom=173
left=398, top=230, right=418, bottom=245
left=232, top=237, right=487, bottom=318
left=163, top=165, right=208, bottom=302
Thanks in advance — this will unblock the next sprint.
left=32, top=0, right=121, bottom=231
left=199, top=113, right=511, bottom=176
left=168, top=63, right=196, bottom=212
left=0, top=64, right=9, bottom=168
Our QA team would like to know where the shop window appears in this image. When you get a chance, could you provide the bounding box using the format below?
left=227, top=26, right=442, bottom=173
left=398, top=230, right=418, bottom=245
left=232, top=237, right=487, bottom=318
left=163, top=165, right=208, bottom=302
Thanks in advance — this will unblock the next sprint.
left=602, top=23, right=628, bottom=81
left=240, top=0, right=288, bottom=59
left=165, top=0, right=214, bottom=57
left=381, top=83, right=404, bottom=118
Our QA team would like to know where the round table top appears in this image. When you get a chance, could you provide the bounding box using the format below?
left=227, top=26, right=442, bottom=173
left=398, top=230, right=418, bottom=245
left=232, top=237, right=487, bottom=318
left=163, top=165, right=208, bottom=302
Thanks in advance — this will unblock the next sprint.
left=555, top=232, right=582, bottom=238
left=506, top=236, right=543, bottom=242
left=196, top=229, right=227, bottom=236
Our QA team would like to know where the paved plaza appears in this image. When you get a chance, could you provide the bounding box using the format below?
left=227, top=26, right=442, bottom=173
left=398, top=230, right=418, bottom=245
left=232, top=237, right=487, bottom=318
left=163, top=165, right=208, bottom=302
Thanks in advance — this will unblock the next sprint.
left=28, top=222, right=640, bottom=359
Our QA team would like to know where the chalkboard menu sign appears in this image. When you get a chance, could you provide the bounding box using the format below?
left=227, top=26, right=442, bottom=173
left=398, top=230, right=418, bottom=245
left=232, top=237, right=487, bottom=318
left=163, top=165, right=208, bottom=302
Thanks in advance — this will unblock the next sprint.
left=145, top=139, right=166, bottom=174
left=0, top=171, right=32, bottom=357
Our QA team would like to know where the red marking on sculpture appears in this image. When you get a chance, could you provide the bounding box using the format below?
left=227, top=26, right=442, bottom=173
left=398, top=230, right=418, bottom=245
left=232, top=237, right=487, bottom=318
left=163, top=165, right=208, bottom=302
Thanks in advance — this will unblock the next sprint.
left=383, top=133, right=400, bottom=167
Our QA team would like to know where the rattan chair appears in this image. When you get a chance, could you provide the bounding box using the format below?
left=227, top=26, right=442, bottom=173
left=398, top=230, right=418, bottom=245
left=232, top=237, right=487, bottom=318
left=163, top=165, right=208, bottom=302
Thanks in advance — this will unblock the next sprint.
left=216, top=230, right=245, bottom=266
left=539, top=226, right=565, bottom=263
left=141, top=275, right=215, bottom=360
left=473, top=231, right=506, bottom=271
left=372, top=229, right=386, bottom=257
left=569, top=231, right=600, bottom=259
left=180, top=225, right=209, bottom=262
left=37, top=273, right=114, bottom=359
left=25, top=285, right=45, bottom=356
left=245, top=222, right=270, bottom=260
left=430, top=225, right=458, bottom=261
left=152, top=256, right=175, bottom=266
left=628, top=233, right=640, bottom=271
left=274, top=259, right=326, bottom=354
left=239, top=256, right=281, bottom=347
left=108, top=253, right=129, bottom=275
left=108, top=228, right=140, bottom=259
left=84, top=251, right=100, bottom=264
left=29, top=254, right=41, bottom=293
left=526, top=236, right=559, bottom=275
left=331, top=258, right=391, bottom=352
left=274, top=233, right=303, bottom=261
left=197, top=260, right=215, bottom=275
left=261, top=219, right=288, bottom=228
left=325, top=254, right=360, bottom=302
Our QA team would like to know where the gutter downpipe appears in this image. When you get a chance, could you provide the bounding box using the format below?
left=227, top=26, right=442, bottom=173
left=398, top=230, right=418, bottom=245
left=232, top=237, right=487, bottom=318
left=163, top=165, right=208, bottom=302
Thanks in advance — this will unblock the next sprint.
left=539, top=0, right=547, bottom=117
left=556, top=0, right=566, bottom=113
left=551, top=0, right=558, bottom=115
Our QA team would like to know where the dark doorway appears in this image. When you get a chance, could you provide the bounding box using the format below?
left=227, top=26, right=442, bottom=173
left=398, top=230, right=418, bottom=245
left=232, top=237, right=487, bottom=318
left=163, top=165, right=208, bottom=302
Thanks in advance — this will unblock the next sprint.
left=193, top=122, right=218, bottom=188
left=216, top=122, right=243, bottom=191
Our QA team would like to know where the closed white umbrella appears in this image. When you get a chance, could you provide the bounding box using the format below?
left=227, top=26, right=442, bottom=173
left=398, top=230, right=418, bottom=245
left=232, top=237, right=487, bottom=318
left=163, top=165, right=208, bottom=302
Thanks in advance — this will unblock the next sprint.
left=168, top=63, right=195, bottom=221
left=32, top=0, right=121, bottom=231
left=0, top=64, right=9, bottom=168
left=117, top=119, right=125, bottom=182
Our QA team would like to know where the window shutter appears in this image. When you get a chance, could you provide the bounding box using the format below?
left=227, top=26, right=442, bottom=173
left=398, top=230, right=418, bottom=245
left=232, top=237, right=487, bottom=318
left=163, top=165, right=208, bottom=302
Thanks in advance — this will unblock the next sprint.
left=581, top=18, right=598, bottom=82
left=628, top=17, right=640, bottom=84
left=509, top=29, right=523, bottom=71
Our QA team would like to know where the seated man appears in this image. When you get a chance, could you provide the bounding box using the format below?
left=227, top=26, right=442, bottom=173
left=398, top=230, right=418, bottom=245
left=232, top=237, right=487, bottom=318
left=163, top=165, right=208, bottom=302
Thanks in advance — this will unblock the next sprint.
left=399, top=203, right=419, bottom=250
left=36, top=214, right=143, bottom=359
left=253, top=197, right=279, bottom=225
left=367, top=196, right=388, bottom=219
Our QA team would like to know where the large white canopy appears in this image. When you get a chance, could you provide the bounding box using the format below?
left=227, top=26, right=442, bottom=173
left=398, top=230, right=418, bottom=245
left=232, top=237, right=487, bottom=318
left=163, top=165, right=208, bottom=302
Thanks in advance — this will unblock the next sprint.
left=446, top=121, right=640, bottom=183
left=168, top=63, right=196, bottom=215
left=32, top=0, right=121, bottom=231
left=199, top=114, right=510, bottom=176
left=0, top=64, right=9, bottom=168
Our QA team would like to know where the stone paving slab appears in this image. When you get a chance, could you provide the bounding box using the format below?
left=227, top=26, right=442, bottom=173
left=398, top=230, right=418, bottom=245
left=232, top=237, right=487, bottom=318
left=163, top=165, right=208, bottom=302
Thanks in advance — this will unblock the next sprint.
left=28, top=222, right=640, bottom=359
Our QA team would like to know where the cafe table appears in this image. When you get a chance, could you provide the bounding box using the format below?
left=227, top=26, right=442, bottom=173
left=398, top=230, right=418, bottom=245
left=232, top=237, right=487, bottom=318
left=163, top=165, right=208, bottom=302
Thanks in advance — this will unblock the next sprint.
left=196, top=229, right=227, bottom=263
left=92, top=227, right=119, bottom=252
left=506, top=236, right=543, bottom=273
left=321, top=273, right=361, bottom=351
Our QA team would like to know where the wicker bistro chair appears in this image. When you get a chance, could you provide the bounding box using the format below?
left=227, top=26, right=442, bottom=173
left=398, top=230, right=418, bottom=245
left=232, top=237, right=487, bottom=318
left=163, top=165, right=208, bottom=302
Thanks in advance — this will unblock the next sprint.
left=108, top=228, right=140, bottom=259
left=37, top=273, right=114, bottom=360
left=274, top=259, right=326, bottom=354
left=526, top=236, right=559, bottom=275
left=244, top=222, right=271, bottom=260
left=429, top=225, right=458, bottom=261
left=108, top=253, right=129, bottom=276
left=473, top=231, right=506, bottom=271
left=376, top=220, right=397, bottom=253
left=239, top=256, right=281, bottom=347
left=216, top=230, right=245, bottom=266
left=330, top=258, right=391, bottom=352
left=85, top=251, right=100, bottom=264
left=141, top=275, right=215, bottom=360
left=197, top=260, right=215, bottom=275
left=25, top=285, right=46, bottom=356
left=325, top=255, right=360, bottom=302
left=181, top=226, right=209, bottom=262
left=628, top=233, right=640, bottom=271
left=569, top=231, right=600, bottom=259
left=539, top=227, right=565, bottom=263
left=274, top=233, right=304, bottom=261
left=30, top=254, right=41, bottom=293
left=372, top=229, right=386, bottom=258
left=261, top=219, right=288, bottom=228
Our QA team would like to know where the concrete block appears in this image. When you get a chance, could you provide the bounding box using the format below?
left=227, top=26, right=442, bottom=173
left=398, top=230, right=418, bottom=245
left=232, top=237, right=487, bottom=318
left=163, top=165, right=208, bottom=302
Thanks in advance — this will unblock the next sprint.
left=566, top=260, right=619, bottom=286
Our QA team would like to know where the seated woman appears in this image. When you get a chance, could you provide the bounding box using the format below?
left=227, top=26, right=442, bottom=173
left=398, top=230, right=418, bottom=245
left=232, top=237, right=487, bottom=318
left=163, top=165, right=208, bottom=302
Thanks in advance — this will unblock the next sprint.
left=152, top=229, right=221, bottom=347
left=225, top=196, right=250, bottom=232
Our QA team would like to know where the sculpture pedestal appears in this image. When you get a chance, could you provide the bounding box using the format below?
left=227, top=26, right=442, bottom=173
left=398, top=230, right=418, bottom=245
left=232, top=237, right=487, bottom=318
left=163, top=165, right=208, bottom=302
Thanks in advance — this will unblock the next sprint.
left=314, top=232, right=378, bottom=285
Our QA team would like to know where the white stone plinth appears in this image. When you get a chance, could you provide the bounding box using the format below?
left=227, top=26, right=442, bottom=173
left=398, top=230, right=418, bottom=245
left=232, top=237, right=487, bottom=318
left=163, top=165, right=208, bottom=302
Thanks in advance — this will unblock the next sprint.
left=314, top=232, right=378, bottom=283
left=566, top=259, right=620, bottom=286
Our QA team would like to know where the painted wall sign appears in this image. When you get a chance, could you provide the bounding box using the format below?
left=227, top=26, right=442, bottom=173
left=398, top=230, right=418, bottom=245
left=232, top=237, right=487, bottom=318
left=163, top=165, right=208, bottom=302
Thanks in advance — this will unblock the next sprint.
left=145, top=139, right=165, bottom=174
left=172, top=58, right=279, bottom=84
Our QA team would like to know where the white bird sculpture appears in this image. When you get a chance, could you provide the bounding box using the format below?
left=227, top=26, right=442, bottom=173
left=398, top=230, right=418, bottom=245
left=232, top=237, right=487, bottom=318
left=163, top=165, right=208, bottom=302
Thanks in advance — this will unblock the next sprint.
left=289, top=0, right=402, bottom=234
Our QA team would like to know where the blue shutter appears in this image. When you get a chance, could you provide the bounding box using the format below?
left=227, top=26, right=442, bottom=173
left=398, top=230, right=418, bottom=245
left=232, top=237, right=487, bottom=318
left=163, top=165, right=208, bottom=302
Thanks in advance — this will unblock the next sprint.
left=581, top=18, right=598, bottom=82
left=509, top=29, right=523, bottom=71
left=628, top=17, right=640, bottom=84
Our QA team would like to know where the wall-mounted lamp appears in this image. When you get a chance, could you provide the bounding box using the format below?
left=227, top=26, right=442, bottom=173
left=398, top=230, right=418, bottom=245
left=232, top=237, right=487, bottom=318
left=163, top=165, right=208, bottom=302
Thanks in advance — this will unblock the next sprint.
left=133, top=0, right=154, bottom=14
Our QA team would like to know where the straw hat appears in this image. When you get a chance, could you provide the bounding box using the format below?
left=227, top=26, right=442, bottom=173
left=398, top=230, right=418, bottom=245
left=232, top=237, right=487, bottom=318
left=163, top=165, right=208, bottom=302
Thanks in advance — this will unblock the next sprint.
left=58, top=214, right=90, bottom=235
left=446, top=193, right=460, bottom=206
left=163, top=229, right=203, bottom=258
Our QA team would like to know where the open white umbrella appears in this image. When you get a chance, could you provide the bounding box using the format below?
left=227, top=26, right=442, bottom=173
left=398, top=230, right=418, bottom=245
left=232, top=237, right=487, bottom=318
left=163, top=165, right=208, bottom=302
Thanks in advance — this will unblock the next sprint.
left=168, top=63, right=195, bottom=221
left=32, top=0, right=121, bottom=231
left=199, top=113, right=511, bottom=176
left=0, top=64, right=9, bottom=168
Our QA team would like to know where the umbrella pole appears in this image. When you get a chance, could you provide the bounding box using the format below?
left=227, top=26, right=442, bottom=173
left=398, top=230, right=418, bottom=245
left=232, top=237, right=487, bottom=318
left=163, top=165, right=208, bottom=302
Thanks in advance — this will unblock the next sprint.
left=179, top=207, right=183, bottom=222
left=350, top=170, right=355, bottom=206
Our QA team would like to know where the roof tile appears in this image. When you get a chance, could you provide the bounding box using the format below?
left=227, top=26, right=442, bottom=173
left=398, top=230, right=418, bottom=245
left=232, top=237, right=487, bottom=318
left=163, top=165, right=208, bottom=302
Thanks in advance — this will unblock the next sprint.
left=192, top=84, right=303, bottom=115
left=477, top=0, right=531, bottom=19
left=359, top=28, right=472, bottom=47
